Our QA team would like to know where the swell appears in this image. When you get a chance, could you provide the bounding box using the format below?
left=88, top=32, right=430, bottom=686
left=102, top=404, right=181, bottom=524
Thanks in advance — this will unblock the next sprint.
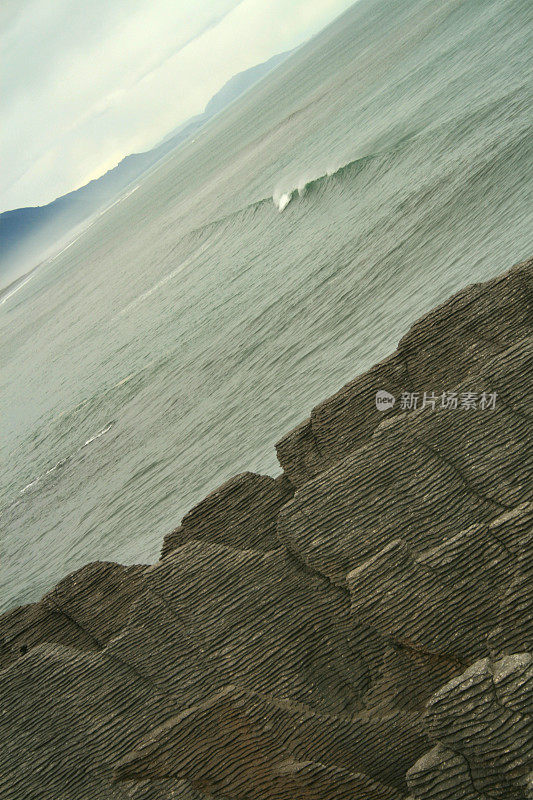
left=204, top=88, right=529, bottom=227
left=112, top=87, right=532, bottom=323
left=272, top=151, right=381, bottom=211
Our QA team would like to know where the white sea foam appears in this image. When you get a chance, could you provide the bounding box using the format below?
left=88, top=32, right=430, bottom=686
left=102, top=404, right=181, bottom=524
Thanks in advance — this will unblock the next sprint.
left=82, top=422, right=114, bottom=448
left=272, top=157, right=351, bottom=210
left=116, top=235, right=215, bottom=318
left=20, top=476, right=41, bottom=494
left=114, top=372, right=134, bottom=388
left=273, top=190, right=293, bottom=212
left=18, top=423, right=114, bottom=496
left=117, top=260, right=192, bottom=317
left=0, top=272, right=36, bottom=305
left=97, top=184, right=140, bottom=218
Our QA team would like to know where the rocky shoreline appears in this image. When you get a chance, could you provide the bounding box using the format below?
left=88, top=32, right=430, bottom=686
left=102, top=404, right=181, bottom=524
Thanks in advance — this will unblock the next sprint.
left=1, top=256, right=531, bottom=799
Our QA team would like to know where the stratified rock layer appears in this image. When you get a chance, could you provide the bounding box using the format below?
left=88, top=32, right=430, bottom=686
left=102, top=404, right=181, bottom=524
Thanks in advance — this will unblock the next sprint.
left=0, top=561, right=146, bottom=670
left=0, top=256, right=531, bottom=800
left=161, top=471, right=293, bottom=557
left=407, top=654, right=533, bottom=800
left=275, top=258, right=532, bottom=487
left=114, top=685, right=415, bottom=798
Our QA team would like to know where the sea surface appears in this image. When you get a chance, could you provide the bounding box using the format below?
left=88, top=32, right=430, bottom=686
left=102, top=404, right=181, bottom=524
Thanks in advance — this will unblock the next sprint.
left=1, top=0, right=532, bottom=612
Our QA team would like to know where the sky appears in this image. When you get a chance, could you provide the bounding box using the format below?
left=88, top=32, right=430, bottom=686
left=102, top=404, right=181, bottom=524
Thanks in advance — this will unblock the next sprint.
left=1, top=0, right=356, bottom=213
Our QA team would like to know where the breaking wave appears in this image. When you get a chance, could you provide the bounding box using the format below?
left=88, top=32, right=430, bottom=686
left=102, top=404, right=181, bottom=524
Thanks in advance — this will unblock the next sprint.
left=274, top=191, right=293, bottom=212
left=270, top=149, right=386, bottom=214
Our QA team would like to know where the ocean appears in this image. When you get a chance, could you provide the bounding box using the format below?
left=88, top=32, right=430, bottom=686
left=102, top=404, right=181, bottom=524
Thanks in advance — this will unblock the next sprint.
left=1, top=0, right=531, bottom=612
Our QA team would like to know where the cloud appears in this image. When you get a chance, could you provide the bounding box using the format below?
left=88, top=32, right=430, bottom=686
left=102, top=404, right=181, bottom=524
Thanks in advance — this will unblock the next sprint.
left=1, top=0, right=355, bottom=211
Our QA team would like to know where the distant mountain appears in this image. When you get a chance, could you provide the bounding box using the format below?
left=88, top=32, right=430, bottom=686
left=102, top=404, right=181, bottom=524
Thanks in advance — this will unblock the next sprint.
left=207, top=54, right=290, bottom=115
left=0, top=50, right=292, bottom=287
left=157, top=50, right=291, bottom=147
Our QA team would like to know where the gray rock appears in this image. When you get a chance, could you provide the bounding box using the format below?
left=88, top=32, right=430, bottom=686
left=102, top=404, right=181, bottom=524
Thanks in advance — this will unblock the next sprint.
left=114, top=685, right=410, bottom=799
left=161, top=471, right=293, bottom=557
left=347, top=504, right=532, bottom=663
left=276, top=336, right=531, bottom=587
left=0, top=561, right=146, bottom=670
left=275, top=257, right=532, bottom=487
left=407, top=654, right=533, bottom=799
left=128, top=540, right=371, bottom=715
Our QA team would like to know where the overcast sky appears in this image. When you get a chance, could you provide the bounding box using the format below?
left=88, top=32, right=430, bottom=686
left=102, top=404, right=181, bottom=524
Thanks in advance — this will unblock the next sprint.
left=1, top=0, right=356, bottom=212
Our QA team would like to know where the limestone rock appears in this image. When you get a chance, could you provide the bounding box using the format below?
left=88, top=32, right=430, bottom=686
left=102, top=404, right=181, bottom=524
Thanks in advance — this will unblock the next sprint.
left=407, top=654, right=533, bottom=799
left=347, top=504, right=532, bottom=663
left=0, top=561, right=146, bottom=670
left=487, top=504, right=533, bottom=656
left=277, top=337, right=531, bottom=586
left=161, top=471, right=293, bottom=557
left=114, top=685, right=413, bottom=798
left=0, top=643, right=173, bottom=799
left=274, top=417, right=325, bottom=490
left=127, top=540, right=371, bottom=715
left=276, top=419, right=496, bottom=586
left=0, top=541, right=383, bottom=798
left=276, top=257, right=532, bottom=487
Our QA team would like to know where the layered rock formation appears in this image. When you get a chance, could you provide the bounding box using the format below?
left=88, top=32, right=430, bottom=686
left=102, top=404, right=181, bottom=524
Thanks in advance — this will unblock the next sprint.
left=407, top=653, right=532, bottom=800
left=1, top=256, right=531, bottom=799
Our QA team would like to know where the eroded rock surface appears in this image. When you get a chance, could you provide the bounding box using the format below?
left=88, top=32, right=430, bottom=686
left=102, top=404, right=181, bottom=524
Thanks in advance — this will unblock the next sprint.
left=161, top=471, right=293, bottom=557
left=0, top=561, right=146, bottom=670
left=114, top=685, right=417, bottom=798
left=277, top=335, right=531, bottom=586
left=1, top=257, right=531, bottom=799
left=347, top=504, right=532, bottom=664
left=276, top=258, right=532, bottom=487
left=111, top=540, right=371, bottom=714
left=407, top=654, right=533, bottom=800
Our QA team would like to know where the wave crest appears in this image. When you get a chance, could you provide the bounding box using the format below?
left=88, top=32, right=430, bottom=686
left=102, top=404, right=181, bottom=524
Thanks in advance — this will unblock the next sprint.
left=273, top=190, right=293, bottom=212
